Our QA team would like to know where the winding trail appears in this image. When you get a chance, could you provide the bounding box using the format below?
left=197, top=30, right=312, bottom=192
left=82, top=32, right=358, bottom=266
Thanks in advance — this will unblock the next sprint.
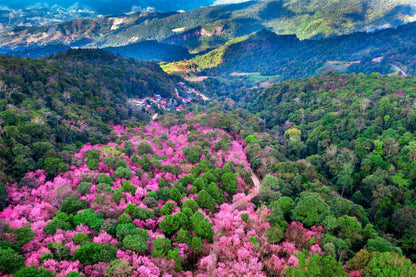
left=391, top=64, right=407, bottom=76
left=209, top=171, right=262, bottom=276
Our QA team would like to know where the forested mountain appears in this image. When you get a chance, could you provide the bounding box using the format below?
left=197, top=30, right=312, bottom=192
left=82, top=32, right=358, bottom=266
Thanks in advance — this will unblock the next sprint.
left=0, top=0, right=216, bottom=32
left=227, top=72, right=416, bottom=263
left=2, top=1, right=416, bottom=276
left=167, top=21, right=416, bottom=79
left=0, top=49, right=189, bottom=183
left=1, top=0, right=415, bottom=55
left=104, top=41, right=192, bottom=62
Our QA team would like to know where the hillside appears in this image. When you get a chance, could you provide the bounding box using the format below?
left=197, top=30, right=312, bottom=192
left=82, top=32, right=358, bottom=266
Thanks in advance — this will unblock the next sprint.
left=1, top=0, right=415, bottom=56
left=1, top=111, right=416, bottom=276
left=171, top=21, right=416, bottom=79
left=0, top=49, right=190, bottom=183
left=104, top=40, right=192, bottom=62
left=228, top=72, right=416, bottom=263
left=0, top=0, right=216, bottom=32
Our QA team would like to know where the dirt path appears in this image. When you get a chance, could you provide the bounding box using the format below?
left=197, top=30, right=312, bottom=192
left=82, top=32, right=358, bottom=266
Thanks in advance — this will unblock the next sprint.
left=391, top=64, right=407, bottom=76
left=195, top=91, right=210, bottom=101
left=251, top=173, right=261, bottom=191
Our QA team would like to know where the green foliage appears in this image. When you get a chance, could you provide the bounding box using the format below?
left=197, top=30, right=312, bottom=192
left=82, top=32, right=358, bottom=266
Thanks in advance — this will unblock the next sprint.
left=259, top=174, right=282, bottom=203
left=77, top=182, right=92, bottom=195
left=221, top=173, right=238, bottom=196
left=0, top=248, right=25, bottom=274
left=48, top=242, right=71, bottom=261
left=14, top=266, right=55, bottom=277
left=72, top=243, right=116, bottom=265
left=195, top=190, right=216, bottom=212
left=44, top=157, right=68, bottom=175
left=244, top=135, right=257, bottom=144
left=138, top=142, right=154, bottom=154
left=174, top=229, right=192, bottom=244
left=286, top=252, right=347, bottom=277
left=45, top=217, right=73, bottom=234
left=160, top=202, right=175, bottom=216
left=367, top=237, right=403, bottom=255
left=121, top=180, right=136, bottom=195
left=292, top=192, right=330, bottom=227
left=167, top=247, right=182, bottom=272
left=183, top=146, right=202, bottom=164
left=85, top=150, right=100, bottom=171
left=169, top=187, right=182, bottom=204
left=118, top=214, right=132, bottom=225
left=193, top=220, right=214, bottom=243
left=73, top=233, right=90, bottom=245
left=152, top=237, right=172, bottom=258
left=114, top=167, right=133, bottom=179
left=363, top=252, right=416, bottom=276
left=98, top=174, right=113, bottom=185
left=60, top=195, right=88, bottom=215
left=73, top=209, right=104, bottom=231
left=112, top=188, right=125, bottom=205
left=39, top=253, right=53, bottom=264
left=160, top=215, right=180, bottom=235
left=122, top=234, right=148, bottom=252
left=102, top=157, right=127, bottom=170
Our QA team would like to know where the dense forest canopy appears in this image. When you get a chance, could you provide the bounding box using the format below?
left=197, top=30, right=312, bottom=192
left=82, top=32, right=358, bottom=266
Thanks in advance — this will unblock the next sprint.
left=1, top=1, right=416, bottom=275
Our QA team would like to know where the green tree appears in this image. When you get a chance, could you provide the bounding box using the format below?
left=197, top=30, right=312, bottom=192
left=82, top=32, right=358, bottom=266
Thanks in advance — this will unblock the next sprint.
left=363, top=252, right=416, bottom=276
left=160, top=215, right=180, bottom=235
left=72, top=243, right=116, bottom=265
left=152, top=237, right=172, bottom=258
left=286, top=252, right=347, bottom=276
left=122, top=234, right=148, bottom=252
left=259, top=174, right=282, bottom=203
left=0, top=248, right=25, bottom=274
left=221, top=172, right=238, bottom=196
left=44, top=157, right=68, bottom=174
left=14, top=266, right=55, bottom=277
left=195, top=190, right=216, bottom=212
left=73, top=209, right=104, bottom=231
left=292, top=192, right=330, bottom=227
left=60, top=195, right=88, bottom=215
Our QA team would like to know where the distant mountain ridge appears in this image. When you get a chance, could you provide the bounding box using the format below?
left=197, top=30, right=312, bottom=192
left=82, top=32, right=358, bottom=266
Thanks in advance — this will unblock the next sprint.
left=0, top=0, right=415, bottom=56
left=166, top=20, right=416, bottom=80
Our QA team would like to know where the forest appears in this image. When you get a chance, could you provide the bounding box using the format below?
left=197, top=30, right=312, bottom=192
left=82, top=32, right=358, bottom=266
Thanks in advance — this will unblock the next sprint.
left=1, top=48, right=416, bottom=275
left=0, top=49, right=189, bottom=183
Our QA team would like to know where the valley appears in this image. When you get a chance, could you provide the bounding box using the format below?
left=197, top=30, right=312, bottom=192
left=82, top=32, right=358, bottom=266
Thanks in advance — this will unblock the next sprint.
left=1, top=1, right=416, bottom=276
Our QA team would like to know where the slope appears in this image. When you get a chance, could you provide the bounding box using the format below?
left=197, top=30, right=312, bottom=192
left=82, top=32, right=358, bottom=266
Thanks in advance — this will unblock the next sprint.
left=0, top=0, right=415, bottom=56
left=0, top=49, right=187, bottom=182
left=181, top=21, right=416, bottom=79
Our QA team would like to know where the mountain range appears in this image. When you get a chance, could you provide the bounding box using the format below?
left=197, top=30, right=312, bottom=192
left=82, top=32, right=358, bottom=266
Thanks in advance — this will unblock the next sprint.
left=166, top=20, right=416, bottom=80
left=1, top=0, right=415, bottom=56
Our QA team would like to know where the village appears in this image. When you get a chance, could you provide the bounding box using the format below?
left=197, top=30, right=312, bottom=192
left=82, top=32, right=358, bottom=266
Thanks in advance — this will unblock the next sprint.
left=127, top=82, right=204, bottom=112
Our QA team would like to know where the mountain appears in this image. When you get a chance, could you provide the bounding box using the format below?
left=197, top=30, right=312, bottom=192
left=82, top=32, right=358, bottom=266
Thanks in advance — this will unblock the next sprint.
left=0, top=49, right=190, bottom=182
left=104, top=40, right=192, bottom=62
left=171, top=21, right=416, bottom=79
left=1, top=0, right=415, bottom=55
left=0, top=0, right=219, bottom=32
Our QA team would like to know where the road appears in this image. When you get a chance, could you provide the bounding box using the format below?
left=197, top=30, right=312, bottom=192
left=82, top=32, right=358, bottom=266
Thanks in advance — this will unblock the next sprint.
left=391, top=64, right=407, bottom=76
